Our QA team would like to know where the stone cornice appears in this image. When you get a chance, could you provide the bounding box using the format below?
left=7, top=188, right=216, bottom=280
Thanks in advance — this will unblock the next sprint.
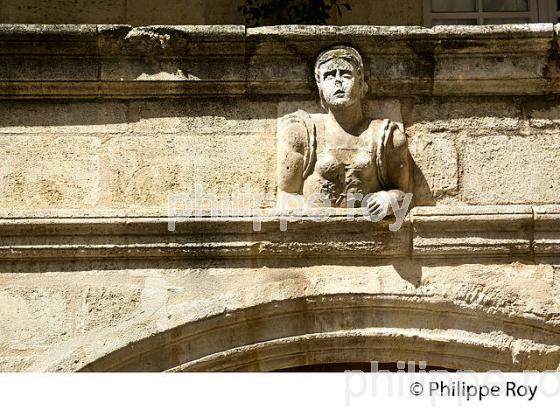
left=0, top=24, right=559, bottom=98
left=0, top=205, right=558, bottom=261
left=0, top=209, right=411, bottom=260
left=412, top=206, right=534, bottom=258
left=535, top=205, right=560, bottom=257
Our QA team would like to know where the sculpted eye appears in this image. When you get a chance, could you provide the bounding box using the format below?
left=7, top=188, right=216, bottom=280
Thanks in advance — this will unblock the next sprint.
left=323, top=70, right=336, bottom=80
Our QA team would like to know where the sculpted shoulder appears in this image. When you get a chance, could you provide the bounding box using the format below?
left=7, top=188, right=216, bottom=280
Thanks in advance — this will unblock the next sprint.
left=278, top=110, right=314, bottom=155
left=368, top=119, right=408, bottom=151
left=391, top=124, right=408, bottom=152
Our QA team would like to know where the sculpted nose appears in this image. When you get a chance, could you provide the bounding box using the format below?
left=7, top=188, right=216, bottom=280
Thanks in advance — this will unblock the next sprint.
left=335, top=72, right=342, bottom=85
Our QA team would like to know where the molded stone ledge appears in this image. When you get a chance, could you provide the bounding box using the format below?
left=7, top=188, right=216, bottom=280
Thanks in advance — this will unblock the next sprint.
left=247, top=23, right=552, bottom=52
left=0, top=209, right=411, bottom=260
left=535, top=205, right=560, bottom=257
left=412, top=206, right=534, bottom=258
left=0, top=24, right=558, bottom=98
left=0, top=205, right=559, bottom=261
left=0, top=24, right=98, bottom=57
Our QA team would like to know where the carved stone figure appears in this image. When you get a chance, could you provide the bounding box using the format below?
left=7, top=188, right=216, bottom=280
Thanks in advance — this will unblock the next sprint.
left=277, top=45, right=413, bottom=219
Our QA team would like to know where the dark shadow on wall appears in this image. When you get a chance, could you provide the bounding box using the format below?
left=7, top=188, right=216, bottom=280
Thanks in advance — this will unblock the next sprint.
left=1, top=94, right=554, bottom=128
left=11, top=255, right=556, bottom=298
left=0, top=254, right=543, bottom=273
left=0, top=0, right=246, bottom=25
left=411, top=160, right=435, bottom=206
left=391, top=259, right=423, bottom=288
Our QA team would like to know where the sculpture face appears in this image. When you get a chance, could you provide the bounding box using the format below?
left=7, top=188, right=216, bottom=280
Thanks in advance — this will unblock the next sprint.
left=317, top=58, right=361, bottom=110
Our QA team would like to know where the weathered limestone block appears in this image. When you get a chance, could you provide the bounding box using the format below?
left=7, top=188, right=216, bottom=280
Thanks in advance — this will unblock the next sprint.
left=462, top=135, right=560, bottom=204
left=100, top=99, right=277, bottom=209
left=409, top=133, right=458, bottom=200
left=0, top=264, right=147, bottom=372
left=99, top=25, right=247, bottom=97
left=77, top=286, right=143, bottom=334
left=1, top=95, right=559, bottom=210
left=0, top=356, right=36, bottom=373
left=0, top=24, right=554, bottom=98
left=99, top=132, right=276, bottom=208
left=431, top=24, right=554, bottom=97
left=404, top=97, right=521, bottom=204
left=0, top=286, right=73, bottom=349
left=0, top=135, right=100, bottom=208
left=127, top=100, right=275, bottom=135
left=404, top=97, right=520, bottom=134
left=0, top=99, right=277, bottom=210
left=0, top=24, right=98, bottom=54
left=0, top=101, right=125, bottom=211
left=0, top=56, right=98, bottom=82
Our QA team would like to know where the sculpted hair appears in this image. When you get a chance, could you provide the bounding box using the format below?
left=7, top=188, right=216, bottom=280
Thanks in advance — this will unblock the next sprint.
left=314, top=45, right=369, bottom=109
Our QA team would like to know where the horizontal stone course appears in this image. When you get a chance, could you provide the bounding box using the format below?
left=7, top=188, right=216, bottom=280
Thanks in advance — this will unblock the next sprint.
left=0, top=205, right=557, bottom=261
left=0, top=24, right=559, bottom=97
left=0, top=96, right=558, bottom=210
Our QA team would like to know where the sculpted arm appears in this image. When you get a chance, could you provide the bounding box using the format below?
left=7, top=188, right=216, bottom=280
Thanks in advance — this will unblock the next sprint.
left=366, top=125, right=413, bottom=218
left=387, top=126, right=413, bottom=198
left=277, top=114, right=310, bottom=195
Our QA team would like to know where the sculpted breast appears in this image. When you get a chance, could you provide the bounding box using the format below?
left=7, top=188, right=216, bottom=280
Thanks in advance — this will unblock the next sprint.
left=315, top=152, right=344, bottom=182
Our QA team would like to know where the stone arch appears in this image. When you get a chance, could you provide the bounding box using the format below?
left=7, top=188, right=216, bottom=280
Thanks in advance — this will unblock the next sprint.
left=78, top=294, right=560, bottom=372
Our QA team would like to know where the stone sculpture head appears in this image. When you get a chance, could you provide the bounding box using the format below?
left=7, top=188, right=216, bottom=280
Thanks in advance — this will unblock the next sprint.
left=314, top=45, right=369, bottom=110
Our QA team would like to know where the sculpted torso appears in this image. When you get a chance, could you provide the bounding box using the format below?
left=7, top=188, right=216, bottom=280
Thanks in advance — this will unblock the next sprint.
left=305, top=115, right=386, bottom=207
left=277, top=45, right=413, bottom=219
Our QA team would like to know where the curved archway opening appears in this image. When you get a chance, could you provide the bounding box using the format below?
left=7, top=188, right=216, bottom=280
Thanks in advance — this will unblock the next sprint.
left=79, top=294, right=560, bottom=372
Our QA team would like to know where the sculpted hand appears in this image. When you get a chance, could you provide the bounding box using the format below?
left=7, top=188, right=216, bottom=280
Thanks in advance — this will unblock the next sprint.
left=365, top=191, right=393, bottom=220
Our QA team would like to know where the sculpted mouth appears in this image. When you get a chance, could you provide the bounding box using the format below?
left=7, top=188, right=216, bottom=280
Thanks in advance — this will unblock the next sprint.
left=334, top=90, right=346, bottom=97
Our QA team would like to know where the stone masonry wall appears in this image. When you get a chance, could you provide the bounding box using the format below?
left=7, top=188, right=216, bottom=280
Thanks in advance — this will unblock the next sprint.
left=0, top=24, right=559, bottom=372
left=1, top=96, right=559, bottom=211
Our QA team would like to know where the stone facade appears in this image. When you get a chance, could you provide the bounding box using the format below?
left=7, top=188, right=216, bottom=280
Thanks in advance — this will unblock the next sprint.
left=0, top=24, right=560, bottom=372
